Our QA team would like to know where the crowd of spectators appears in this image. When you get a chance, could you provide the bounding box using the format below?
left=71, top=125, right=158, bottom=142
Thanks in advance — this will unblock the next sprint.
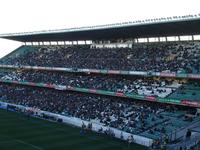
left=0, top=83, right=197, bottom=140
left=0, top=70, right=181, bottom=98
left=2, top=41, right=200, bottom=73
left=0, top=40, right=200, bottom=143
left=168, top=80, right=200, bottom=101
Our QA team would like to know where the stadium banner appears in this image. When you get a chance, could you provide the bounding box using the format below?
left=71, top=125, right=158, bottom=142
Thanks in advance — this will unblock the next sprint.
left=146, top=71, right=156, bottom=76
left=74, top=87, right=90, bottom=93
left=0, top=79, right=13, bottom=83
left=1, top=64, right=200, bottom=80
left=154, top=72, right=161, bottom=76
left=16, top=81, right=27, bottom=85
left=160, top=72, right=176, bottom=77
left=88, top=69, right=101, bottom=73
left=126, top=94, right=145, bottom=100
left=129, top=71, right=147, bottom=75
left=0, top=101, right=153, bottom=147
left=36, top=66, right=46, bottom=70
left=54, top=85, right=67, bottom=90
left=115, top=92, right=125, bottom=97
left=12, top=80, right=20, bottom=84
left=27, top=82, right=37, bottom=86
left=25, top=66, right=32, bottom=69
left=53, top=67, right=68, bottom=71
left=49, top=67, right=56, bottom=71
left=188, top=74, right=200, bottom=79
left=108, top=70, right=121, bottom=74
left=36, top=83, right=45, bottom=87
left=96, top=90, right=115, bottom=96
left=4, top=65, right=12, bottom=68
left=100, top=70, right=108, bottom=74
left=64, top=68, right=73, bottom=71
left=120, top=70, right=130, bottom=75
left=88, top=89, right=97, bottom=93
left=181, top=100, right=200, bottom=107
left=176, top=73, right=188, bottom=78
left=157, top=98, right=181, bottom=104
left=79, top=69, right=90, bottom=72
left=43, top=83, right=55, bottom=88
left=6, top=80, right=39, bottom=88
left=0, top=65, right=10, bottom=68
left=145, top=96, right=157, bottom=102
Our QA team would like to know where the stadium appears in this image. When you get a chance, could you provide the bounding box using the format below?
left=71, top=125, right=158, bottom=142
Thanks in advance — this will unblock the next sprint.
left=0, top=14, right=200, bottom=150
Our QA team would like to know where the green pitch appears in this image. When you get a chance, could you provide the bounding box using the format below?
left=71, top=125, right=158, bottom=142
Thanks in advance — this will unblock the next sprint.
left=0, top=109, right=147, bottom=150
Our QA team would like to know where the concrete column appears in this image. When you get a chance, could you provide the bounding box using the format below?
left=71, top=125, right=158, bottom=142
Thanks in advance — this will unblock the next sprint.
left=147, top=38, right=149, bottom=43
left=192, top=35, right=194, bottom=41
left=178, top=36, right=181, bottom=41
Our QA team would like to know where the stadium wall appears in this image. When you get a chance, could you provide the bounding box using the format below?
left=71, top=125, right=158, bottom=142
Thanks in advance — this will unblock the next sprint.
left=0, top=101, right=153, bottom=147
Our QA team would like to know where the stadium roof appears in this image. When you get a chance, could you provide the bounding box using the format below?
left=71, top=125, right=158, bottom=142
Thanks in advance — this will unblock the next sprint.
left=1, top=15, right=200, bottom=42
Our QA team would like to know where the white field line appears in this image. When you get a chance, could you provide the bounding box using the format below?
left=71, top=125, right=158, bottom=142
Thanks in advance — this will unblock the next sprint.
left=0, top=135, right=44, bottom=150
left=15, top=140, right=44, bottom=150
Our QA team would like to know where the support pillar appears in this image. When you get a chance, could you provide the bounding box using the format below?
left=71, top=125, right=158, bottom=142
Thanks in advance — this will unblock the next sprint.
left=178, top=36, right=181, bottom=41
left=147, top=38, right=149, bottom=43
left=192, top=35, right=194, bottom=41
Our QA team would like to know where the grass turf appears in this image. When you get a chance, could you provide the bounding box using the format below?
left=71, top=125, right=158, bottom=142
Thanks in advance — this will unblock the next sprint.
left=0, top=109, right=147, bottom=150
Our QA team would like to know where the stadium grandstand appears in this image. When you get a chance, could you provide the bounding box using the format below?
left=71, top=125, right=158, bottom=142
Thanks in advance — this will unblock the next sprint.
left=0, top=14, right=200, bottom=150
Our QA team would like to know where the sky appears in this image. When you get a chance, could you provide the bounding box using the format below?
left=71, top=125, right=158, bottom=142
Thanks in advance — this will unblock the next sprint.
left=0, top=0, right=200, bottom=58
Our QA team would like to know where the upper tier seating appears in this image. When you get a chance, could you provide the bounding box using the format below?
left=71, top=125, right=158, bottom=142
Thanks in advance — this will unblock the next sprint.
left=1, top=41, right=200, bottom=73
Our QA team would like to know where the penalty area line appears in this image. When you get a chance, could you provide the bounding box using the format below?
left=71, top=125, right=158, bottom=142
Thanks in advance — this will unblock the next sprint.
left=15, top=140, right=44, bottom=150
